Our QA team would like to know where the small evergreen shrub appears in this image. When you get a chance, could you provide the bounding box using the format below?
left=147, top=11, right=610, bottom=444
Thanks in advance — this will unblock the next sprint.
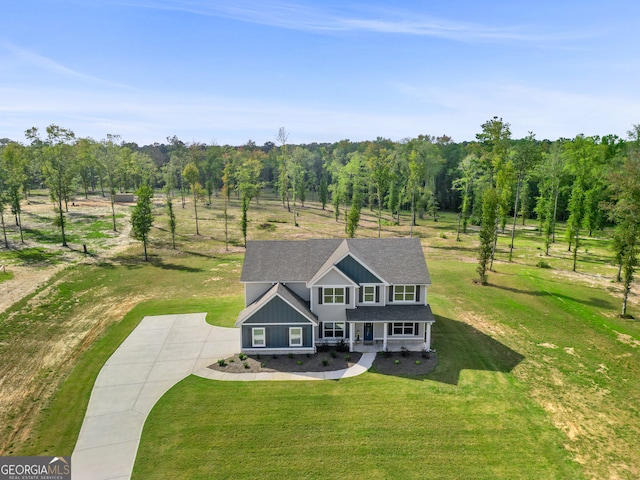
left=536, top=260, right=552, bottom=269
left=217, top=359, right=227, bottom=367
left=256, top=222, right=276, bottom=232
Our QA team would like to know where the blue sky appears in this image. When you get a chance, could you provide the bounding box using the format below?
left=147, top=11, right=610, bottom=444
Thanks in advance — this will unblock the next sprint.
left=2, top=0, right=639, bottom=145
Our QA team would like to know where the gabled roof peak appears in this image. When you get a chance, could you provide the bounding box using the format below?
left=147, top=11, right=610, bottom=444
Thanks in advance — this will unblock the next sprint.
left=241, top=238, right=430, bottom=285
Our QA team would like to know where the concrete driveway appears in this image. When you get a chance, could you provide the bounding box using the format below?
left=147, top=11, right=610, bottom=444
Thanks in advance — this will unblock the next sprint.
left=71, top=313, right=375, bottom=480
left=71, top=313, right=239, bottom=480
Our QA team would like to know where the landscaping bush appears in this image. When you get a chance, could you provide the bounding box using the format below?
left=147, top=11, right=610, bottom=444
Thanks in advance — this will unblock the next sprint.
left=217, top=359, right=227, bottom=367
left=336, top=339, right=349, bottom=353
left=536, top=260, right=552, bottom=269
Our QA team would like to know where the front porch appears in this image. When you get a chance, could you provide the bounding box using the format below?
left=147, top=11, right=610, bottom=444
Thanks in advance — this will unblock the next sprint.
left=350, top=338, right=427, bottom=353
left=345, top=305, right=435, bottom=353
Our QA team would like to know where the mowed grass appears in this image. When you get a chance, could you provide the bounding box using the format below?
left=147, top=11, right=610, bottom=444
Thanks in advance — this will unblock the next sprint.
left=25, top=294, right=243, bottom=456
left=133, top=372, right=577, bottom=480
left=4, top=192, right=640, bottom=478
left=1, top=250, right=243, bottom=456
left=0, top=271, right=14, bottom=284
left=132, top=248, right=639, bottom=479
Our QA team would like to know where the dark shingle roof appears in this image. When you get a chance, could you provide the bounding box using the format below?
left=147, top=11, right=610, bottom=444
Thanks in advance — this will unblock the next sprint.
left=241, top=238, right=430, bottom=285
left=346, top=304, right=435, bottom=323
left=236, top=283, right=317, bottom=326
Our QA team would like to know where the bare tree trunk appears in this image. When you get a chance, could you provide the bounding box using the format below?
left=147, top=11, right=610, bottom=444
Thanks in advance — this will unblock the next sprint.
left=193, top=191, right=199, bottom=235
left=0, top=210, right=8, bottom=248
left=224, top=196, right=229, bottom=251
left=552, top=186, right=560, bottom=243
left=17, top=211, right=24, bottom=244
left=509, top=175, right=522, bottom=262
left=572, top=228, right=579, bottom=272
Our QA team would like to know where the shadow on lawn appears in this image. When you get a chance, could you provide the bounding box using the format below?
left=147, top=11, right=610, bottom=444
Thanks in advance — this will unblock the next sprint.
left=424, top=315, right=525, bottom=386
left=490, top=283, right=614, bottom=310
left=113, top=254, right=204, bottom=272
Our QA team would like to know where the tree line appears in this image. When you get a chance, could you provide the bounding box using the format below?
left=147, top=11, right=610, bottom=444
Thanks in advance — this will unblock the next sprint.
left=1, top=120, right=639, bottom=315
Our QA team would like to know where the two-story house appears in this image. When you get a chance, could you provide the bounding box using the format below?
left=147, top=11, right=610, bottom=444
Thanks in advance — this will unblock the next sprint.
left=235, top=238, right=434, bottom=354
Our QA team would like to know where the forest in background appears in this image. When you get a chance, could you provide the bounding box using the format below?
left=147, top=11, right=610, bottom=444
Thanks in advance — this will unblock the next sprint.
left=2, top=118, right=640, bottom=313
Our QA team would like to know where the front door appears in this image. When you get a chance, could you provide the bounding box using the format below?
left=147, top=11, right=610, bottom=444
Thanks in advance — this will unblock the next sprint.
left=364, top=323, right=373, bottom=342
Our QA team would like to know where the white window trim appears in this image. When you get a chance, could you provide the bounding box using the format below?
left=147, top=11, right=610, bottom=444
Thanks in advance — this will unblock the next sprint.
left=390, top=322, right=420, bottom=336
left=323, top=321, right=346, bottom=338
left=252, top=327, right=266, bottom=347
left=362, top=285, right=376, bottom=304
left=323, top=287, right=346, bottom=304
left=393, top=285, right=416, bottom=303
left=289, top=327, right=303, bottom=347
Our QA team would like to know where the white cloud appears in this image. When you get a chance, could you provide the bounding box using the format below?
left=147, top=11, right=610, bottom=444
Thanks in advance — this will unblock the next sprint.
left=393, top=81, right=640, bottom=140
left=0, top=42, right=131, bottom=89
left=104, top=0, right=576, bottom=43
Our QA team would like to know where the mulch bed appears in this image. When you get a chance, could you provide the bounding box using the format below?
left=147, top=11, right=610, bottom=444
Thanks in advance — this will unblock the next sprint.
left=209, top=352, right=361, bottom=374
left=209, top=350, right=438, bottom=376
left=371, top=350, right=438, bottom=376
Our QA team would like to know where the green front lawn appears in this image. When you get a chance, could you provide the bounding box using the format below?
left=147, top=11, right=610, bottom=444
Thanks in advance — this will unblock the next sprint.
left=131, top=253, right=640, bottom=479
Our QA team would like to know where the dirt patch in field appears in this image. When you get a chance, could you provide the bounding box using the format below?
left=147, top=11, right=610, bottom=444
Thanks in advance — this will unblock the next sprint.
left=0, top=195, right=140, bottom=455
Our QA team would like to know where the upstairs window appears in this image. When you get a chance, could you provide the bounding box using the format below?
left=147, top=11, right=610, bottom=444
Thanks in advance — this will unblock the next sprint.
left=323, top=287, right=345, bottom=304
left=363, top=285, right=376, bottom=303
left=394, top=285, right=415, bottom=302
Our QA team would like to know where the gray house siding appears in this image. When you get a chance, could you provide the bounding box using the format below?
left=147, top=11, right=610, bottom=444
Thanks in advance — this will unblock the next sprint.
left=245, top=283, right=272, bottom=306
left=241, top=324, right=313, bottom=349
left=243, top=296, right=312, bottom=325
left=336, top=255, right=382, bottom=284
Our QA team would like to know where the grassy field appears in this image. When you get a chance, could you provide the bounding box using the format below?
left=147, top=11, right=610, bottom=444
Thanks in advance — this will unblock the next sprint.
left=1, top=191, right=639, bottom=478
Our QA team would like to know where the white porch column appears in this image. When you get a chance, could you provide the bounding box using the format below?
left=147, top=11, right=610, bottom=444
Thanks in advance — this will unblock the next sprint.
left=383, top=322, right=388, bottom=351
left=425, top=322, right=432, bottom=351
left=349, top=322, right=354, bottom=352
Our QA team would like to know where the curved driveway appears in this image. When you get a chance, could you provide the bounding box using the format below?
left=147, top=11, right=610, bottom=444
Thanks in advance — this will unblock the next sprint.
left=71, top=313, right=374, bottom=480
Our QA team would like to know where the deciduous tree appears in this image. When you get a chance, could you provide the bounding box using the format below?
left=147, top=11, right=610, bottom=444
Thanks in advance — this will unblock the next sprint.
left=131, top=184, right=154, bottom=260
left=606, top=128, right=640, bottom=317
left=183, top=162, right=202, bottom=235
left=477, top=187, right=499, bottom=285
left=26, top=125, right=76, bottom=247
